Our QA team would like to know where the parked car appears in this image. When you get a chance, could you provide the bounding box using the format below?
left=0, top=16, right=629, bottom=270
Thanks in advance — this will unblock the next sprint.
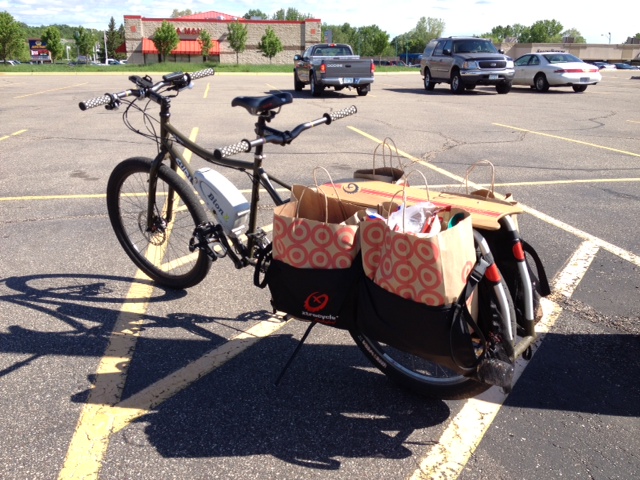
left=513, top=52, right=602, bottom=92
left=420, top=37, right=514, bottom=94
left=592, top=61, right=616, bottom=70
left=0, top=60, right=17, bottom=66
left=614, top=63, right=639, bottom=70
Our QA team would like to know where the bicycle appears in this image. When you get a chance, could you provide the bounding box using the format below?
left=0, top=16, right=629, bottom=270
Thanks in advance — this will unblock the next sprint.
left=79, top=69, right=531, bottom=400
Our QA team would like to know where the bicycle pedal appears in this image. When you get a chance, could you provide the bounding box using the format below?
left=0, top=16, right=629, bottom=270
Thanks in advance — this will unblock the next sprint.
left=208, top=241, right=227, bottom=259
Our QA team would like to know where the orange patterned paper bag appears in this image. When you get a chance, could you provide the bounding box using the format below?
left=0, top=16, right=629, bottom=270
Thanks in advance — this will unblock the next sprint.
left=272, top=186, right=363, bottom=269
left=359, top=208, right=476, bottom=306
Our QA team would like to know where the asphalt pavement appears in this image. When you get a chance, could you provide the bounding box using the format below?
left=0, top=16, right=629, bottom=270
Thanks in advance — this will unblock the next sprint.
left=0, top=69, right=639, bottom=479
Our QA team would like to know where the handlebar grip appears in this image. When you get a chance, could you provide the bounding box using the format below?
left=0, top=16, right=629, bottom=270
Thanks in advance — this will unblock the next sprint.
left=190, top=68, right=215, bottom=80
left=324, top=105, right=357, bottom=124
left=213, top=140, right=251, bottom=160
left=79, top=95, right=112, bottom=111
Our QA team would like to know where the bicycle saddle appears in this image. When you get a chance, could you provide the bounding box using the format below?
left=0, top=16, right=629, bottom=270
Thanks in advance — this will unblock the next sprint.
left=231, top=93, right=293, bottom=115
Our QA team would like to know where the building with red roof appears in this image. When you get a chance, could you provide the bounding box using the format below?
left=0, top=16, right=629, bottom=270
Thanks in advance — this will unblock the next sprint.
left=122, top=11, right=321, bottom=65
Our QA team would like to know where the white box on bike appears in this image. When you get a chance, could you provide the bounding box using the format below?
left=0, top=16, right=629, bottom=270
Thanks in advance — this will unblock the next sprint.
left=194, top=168, right=250, bottom=237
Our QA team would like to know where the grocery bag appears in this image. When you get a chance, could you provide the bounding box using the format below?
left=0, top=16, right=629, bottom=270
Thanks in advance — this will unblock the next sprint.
left=353, top=137, right=405, bottom=183
left=272, top=185, right=362, bottom=269
left=358, top=171, right=477, bottom=306
left=265, top=181, right=365, bottom=329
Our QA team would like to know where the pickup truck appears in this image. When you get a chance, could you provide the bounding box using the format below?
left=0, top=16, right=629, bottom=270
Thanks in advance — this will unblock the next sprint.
left=293, top=43, right=375, bottom=97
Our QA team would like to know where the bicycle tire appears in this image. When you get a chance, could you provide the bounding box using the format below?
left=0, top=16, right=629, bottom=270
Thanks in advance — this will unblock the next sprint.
left=106, top=157, right=212, bottom=289
left=350, top=276, right=516, bottom=400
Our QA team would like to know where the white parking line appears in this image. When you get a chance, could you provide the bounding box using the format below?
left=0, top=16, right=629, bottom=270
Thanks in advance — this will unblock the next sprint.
left=409, top=241, right=599, bottom=479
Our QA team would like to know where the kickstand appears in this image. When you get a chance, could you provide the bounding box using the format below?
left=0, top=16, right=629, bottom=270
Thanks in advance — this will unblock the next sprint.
left=275, top=321, right=316, bottom=386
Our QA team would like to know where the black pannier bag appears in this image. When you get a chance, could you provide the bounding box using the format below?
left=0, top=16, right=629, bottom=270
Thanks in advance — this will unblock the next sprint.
left=356, top=253, right=516, bottom=387
left=259, top=251, right=363, bottom=330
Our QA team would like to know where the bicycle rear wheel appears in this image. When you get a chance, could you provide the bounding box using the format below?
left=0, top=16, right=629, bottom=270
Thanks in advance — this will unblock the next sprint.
left=350, top=276, right=516, bottom=400
left=106, top=157, right=212, bottom=289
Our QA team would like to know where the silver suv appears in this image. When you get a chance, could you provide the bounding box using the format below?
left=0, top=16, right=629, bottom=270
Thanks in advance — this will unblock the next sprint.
left=420, top=37, right=515, bottom=94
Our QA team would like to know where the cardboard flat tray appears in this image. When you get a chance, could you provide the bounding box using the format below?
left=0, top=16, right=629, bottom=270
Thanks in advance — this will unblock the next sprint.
left=317, top=181, right=523, bottom=230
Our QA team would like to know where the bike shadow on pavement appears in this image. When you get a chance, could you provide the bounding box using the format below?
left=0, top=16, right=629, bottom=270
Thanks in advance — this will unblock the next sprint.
left=121, top=330, right=452, bottom=470
left=0, top=273, right=265, bottom=393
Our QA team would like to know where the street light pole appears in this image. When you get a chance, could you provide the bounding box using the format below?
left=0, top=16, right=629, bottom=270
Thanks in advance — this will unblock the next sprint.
left=104, top=31, right=108, bottom=64
left=602, top=32, right=611, bottom=44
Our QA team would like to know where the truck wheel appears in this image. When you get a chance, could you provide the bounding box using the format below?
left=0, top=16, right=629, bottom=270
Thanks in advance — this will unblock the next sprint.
left=294, top=71, right=304, bottom=92
left=450, top=71, right=465, bottom=94
left=495, top=81, right=512, bottom=94
left=423, top=69, right=436, bottom=91
left=357, top=85, right=369, bottom=96
left=310, top=74, right=324, bottom=97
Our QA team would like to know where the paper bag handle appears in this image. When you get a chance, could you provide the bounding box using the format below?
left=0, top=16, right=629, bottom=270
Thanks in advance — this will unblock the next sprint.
left=372, top=137, right=405, bottom=174
left=294, top=185, right=330, bottom=223
left=464, top=160, right=495, bottom=197
left=312, top=166, right=349, bottom=221
left=386, top=169, right=431, bottom=232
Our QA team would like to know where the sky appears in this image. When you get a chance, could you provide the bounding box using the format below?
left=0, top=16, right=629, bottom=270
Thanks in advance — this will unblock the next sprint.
left=2, top=0, right=636, bottom=45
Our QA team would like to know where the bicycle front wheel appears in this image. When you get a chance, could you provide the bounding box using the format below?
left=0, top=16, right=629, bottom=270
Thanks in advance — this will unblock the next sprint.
left=106, top=157, right=212, bottom=289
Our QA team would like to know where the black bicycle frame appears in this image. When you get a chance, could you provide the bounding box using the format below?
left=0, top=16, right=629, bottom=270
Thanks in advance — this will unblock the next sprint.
left=145, top=95, right=291, bottom=258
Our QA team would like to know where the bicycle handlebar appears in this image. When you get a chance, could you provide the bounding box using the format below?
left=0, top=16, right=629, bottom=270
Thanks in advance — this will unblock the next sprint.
left=213, top=105, right=357, bottom=160
left=78, top=68, right=215, bottom=111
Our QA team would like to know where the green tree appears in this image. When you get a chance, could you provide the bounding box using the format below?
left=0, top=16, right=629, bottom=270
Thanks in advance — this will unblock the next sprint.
left=321, top=23, right=358, bottom=46
left=561, top=28, right=586, bottom=43
left=40, top=26, right=63, bottom=63
left=106, top=17, right=120, bottom=60
left=481, top=25, right=518, bottom=43
left=257, top=26, right=283, bottom=63
left=527, top=20, right=563, bottom=43
left=74, top=27, right=96, bottom=62
left=227, top=21, right=248, bottom=65
left=243, top=9, right=268, bottom=20
left=117, top=23, right=126, bottom=58
left=355, top=25, right=388, bottom=57
left=272, top=8, right=313, bottom=21
left=198, top=29, right=213, bottom=61
left=0, top=11, right=26, bottom=63
left=153, top=21, right=180, bottom=62
left=391, top=17, right=445, bottom=57
left=411, top=17, right=444, bottom=49
left=369, top=27, right=389, bottom=58
left=171, top=9, right=193, bottom=18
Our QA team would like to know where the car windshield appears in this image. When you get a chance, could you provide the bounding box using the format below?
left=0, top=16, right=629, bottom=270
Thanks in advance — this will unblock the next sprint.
left=453, top=40, right=498, bottom=54
left=543, top=53, right=582, bottom=64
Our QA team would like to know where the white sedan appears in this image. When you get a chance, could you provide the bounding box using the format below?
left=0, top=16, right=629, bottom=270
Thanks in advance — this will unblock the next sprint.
left=513, top=52, right=602, bottom=92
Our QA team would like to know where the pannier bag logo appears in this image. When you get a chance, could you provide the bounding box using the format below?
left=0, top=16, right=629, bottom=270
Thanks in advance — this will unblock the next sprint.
left=304, top=292, right=330, bottom=313
left=302, top=291, right=338, bottom=324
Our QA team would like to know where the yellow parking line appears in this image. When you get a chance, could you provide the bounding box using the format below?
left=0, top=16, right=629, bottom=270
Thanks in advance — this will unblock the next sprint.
left=57, top=270, right=153, bottom=480
left=493, top=123, right=640, bottom=157
left=0, top=129, right=27, bottom=142
left=14, top=83, right=87, bottom=98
